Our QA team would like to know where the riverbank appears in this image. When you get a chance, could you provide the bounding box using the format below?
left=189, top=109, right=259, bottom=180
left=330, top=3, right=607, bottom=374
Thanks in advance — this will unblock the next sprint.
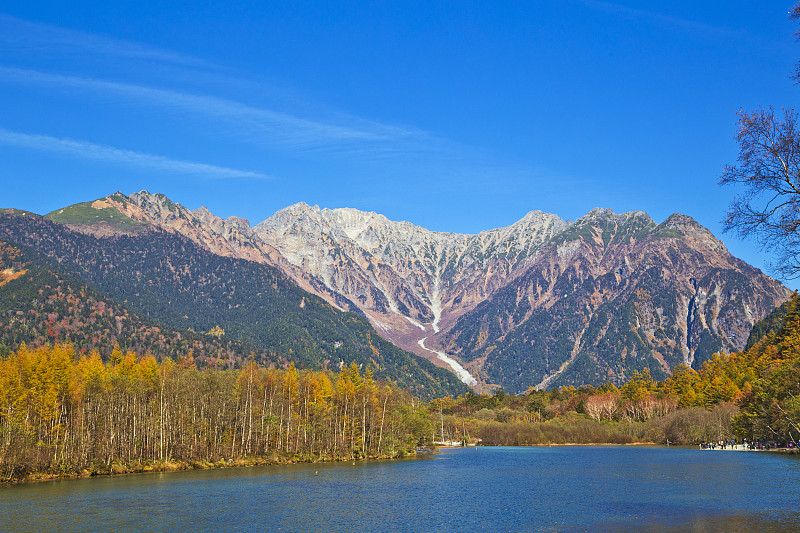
left=3, top=451, right=415, bottom=485
left=9, top=442, right=799, bottom=485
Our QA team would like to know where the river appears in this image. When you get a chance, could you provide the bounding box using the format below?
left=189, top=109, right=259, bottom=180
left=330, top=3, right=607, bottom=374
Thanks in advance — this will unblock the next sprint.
left=2, top=446, right=799, bottom=532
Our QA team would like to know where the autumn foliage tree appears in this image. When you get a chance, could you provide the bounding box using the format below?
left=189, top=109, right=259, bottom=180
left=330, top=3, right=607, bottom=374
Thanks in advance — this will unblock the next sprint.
left=0, top=344, right=429, bottom=481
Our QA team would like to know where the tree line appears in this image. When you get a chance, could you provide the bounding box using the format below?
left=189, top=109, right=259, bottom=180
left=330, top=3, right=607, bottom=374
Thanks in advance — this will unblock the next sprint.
left=0, top=343, right=432, bottom=482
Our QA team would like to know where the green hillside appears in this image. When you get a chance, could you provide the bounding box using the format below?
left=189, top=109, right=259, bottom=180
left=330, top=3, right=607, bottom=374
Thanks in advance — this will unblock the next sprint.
left=45, top=195, right=147, bottom=232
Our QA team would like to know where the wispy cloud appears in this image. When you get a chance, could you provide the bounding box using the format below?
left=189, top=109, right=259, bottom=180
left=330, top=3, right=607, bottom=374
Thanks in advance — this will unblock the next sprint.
left=0, top=66, right=429, bottom=151
left=0, top=14, right=208, bottom=68
left=0, top=14, right=454, bottom=165
left=0, top=128, right=271, bottom=180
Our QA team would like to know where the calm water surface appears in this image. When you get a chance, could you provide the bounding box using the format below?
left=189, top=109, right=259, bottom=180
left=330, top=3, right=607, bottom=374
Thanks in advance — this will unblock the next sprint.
left=2, top=446, right=800, bottom=532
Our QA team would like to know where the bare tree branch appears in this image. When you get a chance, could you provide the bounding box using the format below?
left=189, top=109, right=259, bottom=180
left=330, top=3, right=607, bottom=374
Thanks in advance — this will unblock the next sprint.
left=721, top=107, right=800, bottom=278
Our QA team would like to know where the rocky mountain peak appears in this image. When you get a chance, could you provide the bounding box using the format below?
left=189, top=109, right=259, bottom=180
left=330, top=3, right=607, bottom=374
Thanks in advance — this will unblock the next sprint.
left=486, top=210, right=568, bottom=236
left=653, top=213, right=725, bottom=254
left=191, top=205, right=218, bottom=225
left=584, top=207, right=617, bottom=219
left=273, top=201, right=318, bottom=218
left=660, top=212, right=703, bottom=232
left=577, top=207, right=653, bottom=226
left=225, top=216, right=250, bottom=230
left=128, top=190, right=187, bottom=224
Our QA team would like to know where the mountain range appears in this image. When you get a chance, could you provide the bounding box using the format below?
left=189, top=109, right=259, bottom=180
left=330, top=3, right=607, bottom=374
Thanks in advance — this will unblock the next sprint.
left=1, top=191, right=791, bottom=393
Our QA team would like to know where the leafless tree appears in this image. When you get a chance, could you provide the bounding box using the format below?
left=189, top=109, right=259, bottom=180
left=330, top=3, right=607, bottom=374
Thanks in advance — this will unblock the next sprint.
left=720, top=4, right=800, bottom=278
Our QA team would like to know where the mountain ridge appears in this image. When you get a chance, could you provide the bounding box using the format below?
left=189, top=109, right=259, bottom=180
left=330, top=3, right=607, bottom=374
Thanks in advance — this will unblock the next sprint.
left=33, top=191, right=793, bottom=391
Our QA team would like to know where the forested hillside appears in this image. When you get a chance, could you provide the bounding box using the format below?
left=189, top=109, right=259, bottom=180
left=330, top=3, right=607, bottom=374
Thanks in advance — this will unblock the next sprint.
left=0, top=212, right=467, bottom=398
left=0, top=240, right=280, bottom=365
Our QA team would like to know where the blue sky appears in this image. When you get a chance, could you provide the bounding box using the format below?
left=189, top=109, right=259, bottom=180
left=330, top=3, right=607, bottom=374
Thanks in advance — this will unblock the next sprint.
left=1, top=1, right=799, bottom=287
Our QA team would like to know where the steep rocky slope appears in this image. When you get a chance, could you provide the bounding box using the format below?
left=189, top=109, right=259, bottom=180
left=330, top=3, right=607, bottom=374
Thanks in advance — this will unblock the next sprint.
left=253, top=203, right=567, bottom=349
left=255, top=205, right=567, bottom=318
left=436, top=209, right=790, bottom=391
